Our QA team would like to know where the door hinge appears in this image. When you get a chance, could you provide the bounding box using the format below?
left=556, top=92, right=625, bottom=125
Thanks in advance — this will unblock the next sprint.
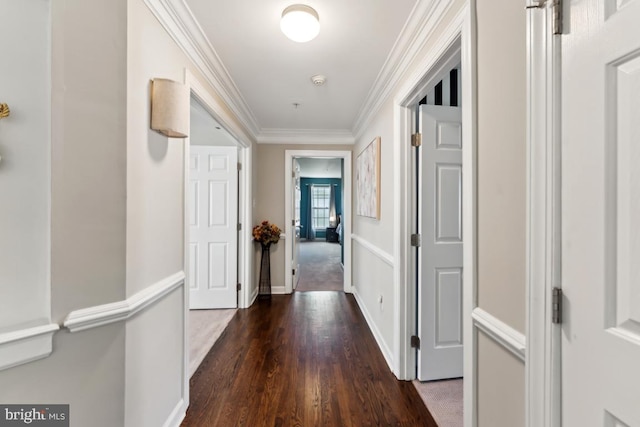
left=411, top=133, right=422, bottom=147
left=292, top=219, right=295, bottom=226
left=552, top=287, right=563, bottom=324
left=410, top=233, right=421, bottom=247
left=292, top=268, right=296, bottom=276
left=410, top=335, right=421, bottom=349
left=237, top=162, right=242, bottom=171
left=551, top=0, right=562, bottom=35
left=237, top=283, right=242, bottom=291
left=526, top=0, right=562, bottom=35
left=237, top=223, right=242, bottom=231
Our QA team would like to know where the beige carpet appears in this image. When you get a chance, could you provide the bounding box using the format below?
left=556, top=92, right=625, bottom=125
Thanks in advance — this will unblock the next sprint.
left=296, top=241, right=344, bottom=292
left=413, top=379, right=463, bottom=427
left=188, top=309, right=237, bottom=377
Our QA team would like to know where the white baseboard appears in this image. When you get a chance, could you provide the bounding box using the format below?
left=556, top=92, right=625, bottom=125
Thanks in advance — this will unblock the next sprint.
left=162, top=398, right=186, bottom=427
left=352, top=290, right=394, bottom=371
left=270, top=285, right=287, bottom=295
left=64, top=271, right=185, bottom=333
left=248, top=286, right=259, bottom=306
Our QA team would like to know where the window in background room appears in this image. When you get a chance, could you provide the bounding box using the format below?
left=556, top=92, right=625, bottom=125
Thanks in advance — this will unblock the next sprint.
left=311, top=185, right=330, bottom=229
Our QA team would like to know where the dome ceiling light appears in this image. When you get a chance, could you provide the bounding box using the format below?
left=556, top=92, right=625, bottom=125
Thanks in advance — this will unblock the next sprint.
left=280, top=4, right=320, bottom=43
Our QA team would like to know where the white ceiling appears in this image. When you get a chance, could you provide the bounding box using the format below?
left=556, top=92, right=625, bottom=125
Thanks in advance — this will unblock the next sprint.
left=183, top=0, right=419, bottom=140
left=190, top=97, right=239, bottom=147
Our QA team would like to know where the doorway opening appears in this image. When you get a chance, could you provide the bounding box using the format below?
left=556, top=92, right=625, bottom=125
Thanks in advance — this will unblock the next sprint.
left=185, top=95, right=242, bottom=376
left=284, top=150, right=352, bottom=295
left=394, top=21, right=474, bottom=423
left=412, top=62, right=464, bottom=425
left=295, top=158, right=344, bottom=292
left=182, top=68, right=254, bottom=384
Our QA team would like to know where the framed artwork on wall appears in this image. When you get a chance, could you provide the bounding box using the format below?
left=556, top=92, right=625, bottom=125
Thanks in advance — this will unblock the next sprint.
left=355, top=136, right=381, bottom=219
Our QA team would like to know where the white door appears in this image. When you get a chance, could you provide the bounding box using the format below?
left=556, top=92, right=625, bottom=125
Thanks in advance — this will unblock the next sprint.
left=189, top=145, right=238, bottom=309
left=561, top=1, right=640, bottom=425
left=292, top=159, right=301, bottom=290
left=417, top=104, right=463, bottom=381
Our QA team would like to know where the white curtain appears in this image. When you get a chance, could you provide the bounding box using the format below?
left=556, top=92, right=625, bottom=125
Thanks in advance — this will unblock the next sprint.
left=306, top=184, right=315, bottom=240
left=329, top=185, right=337, bottom=227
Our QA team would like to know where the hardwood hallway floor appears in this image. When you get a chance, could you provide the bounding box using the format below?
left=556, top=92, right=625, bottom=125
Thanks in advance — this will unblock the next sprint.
left=182, top=292, right=437, bottom=427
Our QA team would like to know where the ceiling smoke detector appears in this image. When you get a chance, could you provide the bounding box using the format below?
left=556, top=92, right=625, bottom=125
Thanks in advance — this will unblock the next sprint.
left=311, top=75, right=326, bottom=86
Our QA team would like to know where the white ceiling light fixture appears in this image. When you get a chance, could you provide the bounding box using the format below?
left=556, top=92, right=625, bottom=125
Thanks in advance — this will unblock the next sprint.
left=280, top=4, right=320, bottom=43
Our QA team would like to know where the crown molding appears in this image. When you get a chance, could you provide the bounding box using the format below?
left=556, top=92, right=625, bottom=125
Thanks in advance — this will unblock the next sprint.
left=144, top=0, right=261, bottom=140
left=352, top=0, right=456, bottom=140
left=145, top=0, right=456, bottom=145
left=257, top=128, right=355, bottom=145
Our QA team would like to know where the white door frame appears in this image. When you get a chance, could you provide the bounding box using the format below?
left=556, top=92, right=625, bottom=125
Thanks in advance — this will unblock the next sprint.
left=525, top=2, right=562, bottom=427
left=182, top=69, right=254, bottom=397
left=185, top=70, right=254, bottom=309
left=393, top=2, right=477, bottom=422
left=284, top=150, right=352, bottom=294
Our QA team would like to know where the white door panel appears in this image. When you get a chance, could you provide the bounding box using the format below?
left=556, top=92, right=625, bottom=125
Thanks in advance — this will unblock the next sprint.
left=189, top=146, right=238, bottom=309
left=562, top=0, right=640, bottom=425
left=418, top=105, right=463, bottom=381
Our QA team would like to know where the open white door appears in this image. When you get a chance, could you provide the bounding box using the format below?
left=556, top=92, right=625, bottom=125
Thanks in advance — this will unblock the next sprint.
left=417, top=104, right=463, bottom=381
left=292, top=159, right=301, bottom=290
left=189, top=145, right=238, bottom=309
left=561, top=1, right=640, bottom=425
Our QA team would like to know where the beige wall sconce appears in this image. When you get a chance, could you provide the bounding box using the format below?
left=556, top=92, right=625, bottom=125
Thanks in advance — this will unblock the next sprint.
left=0, top=103, right=10, bottom=119
left=150, top=79, right=189, bottom=138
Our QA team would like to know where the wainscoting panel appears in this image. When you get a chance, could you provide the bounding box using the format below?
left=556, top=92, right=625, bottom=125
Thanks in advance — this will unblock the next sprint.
left=351, top=235, right=395, bottom=369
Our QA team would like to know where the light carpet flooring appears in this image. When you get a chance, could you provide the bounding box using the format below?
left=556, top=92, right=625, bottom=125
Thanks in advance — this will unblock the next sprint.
left=296, top=241, right=344, bottom=292
left=188, top=308, right=237, bottom=377
left=413, top=378, right=463, bottom=427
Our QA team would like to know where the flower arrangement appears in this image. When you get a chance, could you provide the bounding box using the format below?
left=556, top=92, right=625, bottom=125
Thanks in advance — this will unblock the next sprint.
left=252, top=220, right=282, bottom=245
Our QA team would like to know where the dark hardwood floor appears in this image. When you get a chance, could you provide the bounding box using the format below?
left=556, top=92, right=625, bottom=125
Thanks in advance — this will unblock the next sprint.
left=182, top=292, right=437, bottom=427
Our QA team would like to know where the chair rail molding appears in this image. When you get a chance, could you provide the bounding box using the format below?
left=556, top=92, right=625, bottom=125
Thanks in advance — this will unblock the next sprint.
left=471, top=307, right=526, bottom=362
left=351, top=234, right=395, bottom=266
left=63, top=271, right=185, bottom=333
left=0, top=323, right=60, bottom=371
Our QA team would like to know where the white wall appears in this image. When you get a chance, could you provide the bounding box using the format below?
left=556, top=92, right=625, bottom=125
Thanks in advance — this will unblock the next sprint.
left=125, top=1, right=191, bottom=424
left=351, top=98, right=397, bottom=366
left=1, top=1, right=255, bottom=425
left=50, top=0, right=128, bottom=318
left=475, top=0, right=527, bottom=424
left=1, top=1, right=128, bottom=425
left=0, top=0, right=51, bottom=330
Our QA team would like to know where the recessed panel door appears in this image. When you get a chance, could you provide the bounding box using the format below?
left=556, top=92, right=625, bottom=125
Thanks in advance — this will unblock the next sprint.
left=417, top=105, right=463, bottom=381
left=189, top=146, right=238, bottom=309
left=561, top=1, right=640, bottom=425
